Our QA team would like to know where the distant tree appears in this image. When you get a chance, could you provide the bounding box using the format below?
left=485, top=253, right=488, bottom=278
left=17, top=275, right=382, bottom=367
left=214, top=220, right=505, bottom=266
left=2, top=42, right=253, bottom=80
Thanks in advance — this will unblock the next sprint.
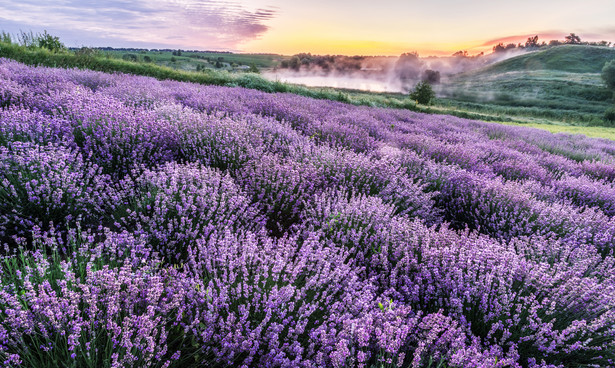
left=288, top=56, right=300, bottom=70
left=452, top=50, right=468, bottom=57
left=176, top=49, right=182, bottom=56
left=395, top=52, right=423, bottom=80
left=422, top=69, right=440, bottom=84
left=143, top=55, right=152, bottom=63
left=170, top=56, right=177, bottom=63
left=215, top=60, right=223, bottom=68
left=409, top=81, right=436, bottom=104
left=75, top=47, right=100, bottom=57
left=605, top=107, right=615, bottom=124
left=602, top=60, right=615, bottom=123
left=249, top=63, right=259, bottom=73
left=493, top=43, right=506, bottom=53
left=525, top=35, right=539, bottom=48
left=565, top=33, right=581, bottom=44
left=603, top=60, right=615, bottom=91
left=122, top=53, right=138, bottom=62
left=548, top=39, right=563, bottom=46
left=505, top=43, right=517, bottom=50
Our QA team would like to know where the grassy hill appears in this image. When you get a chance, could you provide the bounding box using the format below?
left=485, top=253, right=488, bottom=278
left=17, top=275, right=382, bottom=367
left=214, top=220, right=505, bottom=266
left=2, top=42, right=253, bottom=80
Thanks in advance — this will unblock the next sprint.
left=478, top=45, right=615, bottom=74
left=439, top=45, right=615, bottom=125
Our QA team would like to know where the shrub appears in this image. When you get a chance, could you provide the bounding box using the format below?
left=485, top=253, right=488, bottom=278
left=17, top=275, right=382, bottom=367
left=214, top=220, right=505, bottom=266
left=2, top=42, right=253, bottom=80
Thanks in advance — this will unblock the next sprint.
left=116, top=162, right=263, bottom=263
left=409, top=81, right=436, bottom=105
left=36, top=31, right=65, bottom=53
left=0, top=142, right=115, bottom=248
left=0, top=229, right=192, bottom=368
left=602, top=59, right=615, bottom=91
left=604, top=106, right=615, bottom=124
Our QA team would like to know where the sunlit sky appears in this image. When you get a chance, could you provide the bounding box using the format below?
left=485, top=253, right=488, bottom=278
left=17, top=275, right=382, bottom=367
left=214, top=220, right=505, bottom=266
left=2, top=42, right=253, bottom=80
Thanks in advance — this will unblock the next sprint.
left=1, top=0, right=615, bottom=56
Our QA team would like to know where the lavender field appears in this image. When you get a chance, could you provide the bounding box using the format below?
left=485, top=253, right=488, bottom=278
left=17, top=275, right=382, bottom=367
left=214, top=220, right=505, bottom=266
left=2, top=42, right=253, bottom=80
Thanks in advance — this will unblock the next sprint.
left=0, top=58, right=614, bottom=368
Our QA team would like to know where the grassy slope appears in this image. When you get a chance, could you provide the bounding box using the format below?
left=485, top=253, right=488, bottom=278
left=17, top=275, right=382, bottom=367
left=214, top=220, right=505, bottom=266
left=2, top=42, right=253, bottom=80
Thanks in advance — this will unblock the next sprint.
left=441, top=45, right=615, bottom=125
left=476, top=45, right=615, bottom=74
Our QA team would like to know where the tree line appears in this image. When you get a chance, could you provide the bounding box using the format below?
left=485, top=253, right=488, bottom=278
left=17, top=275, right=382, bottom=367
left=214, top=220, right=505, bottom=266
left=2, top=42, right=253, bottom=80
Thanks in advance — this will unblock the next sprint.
left=493, top=33, right=611, bottom=53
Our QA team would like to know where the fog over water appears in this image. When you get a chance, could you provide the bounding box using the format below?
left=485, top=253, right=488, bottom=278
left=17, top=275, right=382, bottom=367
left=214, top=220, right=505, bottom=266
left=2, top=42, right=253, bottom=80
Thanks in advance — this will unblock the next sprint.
left=262, top=50, right=528, bottom=93
left=264, top=72, right=406, bottom=93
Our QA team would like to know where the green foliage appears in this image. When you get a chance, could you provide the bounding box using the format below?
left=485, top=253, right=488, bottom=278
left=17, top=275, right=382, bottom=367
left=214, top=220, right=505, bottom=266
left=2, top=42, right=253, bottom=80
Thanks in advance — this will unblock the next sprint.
left=37, top=30, right=64, bottom=52
left=74, top=47, right=101, bottom=57
left=122, top=53, right=138, bottom=62
left=248, top=63, right=259, bottom=73
left=0, top=31, right=11, bottom=44
left=410, top=81, right=436, bottom=105
left=603, top=60, right=615, bottom=91
left=16, top=31, right=38, bottom=48
left=604, top=106, right=615, bottom=124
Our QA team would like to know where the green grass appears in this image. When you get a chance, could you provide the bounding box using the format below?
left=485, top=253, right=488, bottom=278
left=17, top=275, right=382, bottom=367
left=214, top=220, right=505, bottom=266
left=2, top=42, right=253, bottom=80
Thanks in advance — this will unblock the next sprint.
left=501, top=121, right=615, bottom=141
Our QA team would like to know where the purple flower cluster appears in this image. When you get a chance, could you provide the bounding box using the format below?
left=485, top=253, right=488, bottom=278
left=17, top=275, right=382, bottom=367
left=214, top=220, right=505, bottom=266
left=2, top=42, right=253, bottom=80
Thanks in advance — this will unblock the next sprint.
left=0, top=58, right=614, bottom=367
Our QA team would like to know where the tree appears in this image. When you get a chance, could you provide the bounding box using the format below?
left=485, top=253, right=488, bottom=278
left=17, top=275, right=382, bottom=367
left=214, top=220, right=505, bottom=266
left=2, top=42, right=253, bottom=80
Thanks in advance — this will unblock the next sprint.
left=248, top=64, right=259, bottom=73
left=603, top=60, right=615, bottom=91
left=409, top=81, right=436, bottom=105
left=122, top=53, right=138, bottom=62
left=565, top=33, right=581, bottom=44
left=395, top=52, right=423, bottom=80
left=422, top=69, right=440, bottom=84
left=605, top=107, right=615, bottom=124
left=452, top=50, right=468, bottom=57
left=37, top=30, right=65, bottom=52
left=493, top=43, right=506, bottom=53
left=602, top=60, right=615, bottom=124
left=525, top=35, right=539, bottom=48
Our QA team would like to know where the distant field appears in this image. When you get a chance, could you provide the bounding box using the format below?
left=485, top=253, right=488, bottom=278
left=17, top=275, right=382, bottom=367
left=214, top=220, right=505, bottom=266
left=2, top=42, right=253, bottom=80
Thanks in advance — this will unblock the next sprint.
left=502, top=121, right=615, bottom=140
left=102, top=49, right=286, bottom=72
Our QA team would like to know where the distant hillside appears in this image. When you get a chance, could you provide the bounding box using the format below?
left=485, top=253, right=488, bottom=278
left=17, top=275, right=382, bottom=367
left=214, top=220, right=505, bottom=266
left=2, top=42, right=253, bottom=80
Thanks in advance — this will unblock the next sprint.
left=439, top=45, right=615, bottom=125
left=475, top=45, right=615, bottom=75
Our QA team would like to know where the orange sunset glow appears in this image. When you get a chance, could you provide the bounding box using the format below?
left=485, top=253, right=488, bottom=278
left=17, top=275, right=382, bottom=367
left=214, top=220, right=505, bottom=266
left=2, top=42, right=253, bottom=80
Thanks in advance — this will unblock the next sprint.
left=1, top=0, right=614, bottom=55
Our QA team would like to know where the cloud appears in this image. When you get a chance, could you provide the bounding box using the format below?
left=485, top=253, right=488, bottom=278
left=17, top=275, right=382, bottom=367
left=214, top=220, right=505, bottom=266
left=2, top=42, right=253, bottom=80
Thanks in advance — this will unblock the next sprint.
left=0, top=0, right=277, bottom=49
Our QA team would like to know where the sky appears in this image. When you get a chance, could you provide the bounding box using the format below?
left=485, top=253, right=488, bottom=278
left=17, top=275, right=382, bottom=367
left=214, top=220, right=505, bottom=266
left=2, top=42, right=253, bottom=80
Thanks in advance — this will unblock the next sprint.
left=1, top=0, right=615, bottom=56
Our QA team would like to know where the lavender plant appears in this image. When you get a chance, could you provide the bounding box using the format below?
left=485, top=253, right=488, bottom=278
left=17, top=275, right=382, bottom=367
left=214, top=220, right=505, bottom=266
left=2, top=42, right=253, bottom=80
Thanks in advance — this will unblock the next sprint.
left=0, top=58, right=614, bottom=367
